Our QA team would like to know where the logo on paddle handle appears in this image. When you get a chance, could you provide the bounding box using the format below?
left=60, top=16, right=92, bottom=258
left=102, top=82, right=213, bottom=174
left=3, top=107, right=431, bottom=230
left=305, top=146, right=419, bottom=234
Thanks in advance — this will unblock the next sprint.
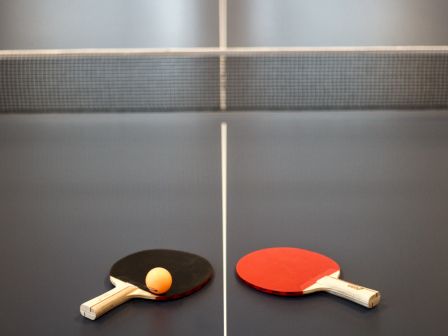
left=347, top=283, right=365, bottom=290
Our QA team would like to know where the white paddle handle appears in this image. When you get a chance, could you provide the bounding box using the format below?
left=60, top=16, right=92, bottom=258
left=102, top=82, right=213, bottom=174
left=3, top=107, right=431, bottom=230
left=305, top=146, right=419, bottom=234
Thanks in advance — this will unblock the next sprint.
left=80, top=283, right=136, bottom=320
left=317, top=275, right=381, bottom=308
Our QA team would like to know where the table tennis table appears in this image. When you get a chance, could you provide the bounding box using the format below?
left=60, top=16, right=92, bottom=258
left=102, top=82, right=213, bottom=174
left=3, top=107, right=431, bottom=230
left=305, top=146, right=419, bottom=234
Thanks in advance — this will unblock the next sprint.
left=1, top=108, right=448, bottom=335
left=1, top=0, right=448, bottom=322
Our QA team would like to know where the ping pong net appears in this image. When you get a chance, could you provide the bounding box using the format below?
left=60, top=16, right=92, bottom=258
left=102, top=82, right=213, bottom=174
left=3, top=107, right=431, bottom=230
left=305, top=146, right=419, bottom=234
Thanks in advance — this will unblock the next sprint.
left=1, top=47, right=447, bottom=113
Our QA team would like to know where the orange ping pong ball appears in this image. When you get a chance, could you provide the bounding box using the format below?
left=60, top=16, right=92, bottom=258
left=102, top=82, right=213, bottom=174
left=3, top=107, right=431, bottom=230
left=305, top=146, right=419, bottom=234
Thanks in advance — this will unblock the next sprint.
left=145, top=267, right=172, bottom=294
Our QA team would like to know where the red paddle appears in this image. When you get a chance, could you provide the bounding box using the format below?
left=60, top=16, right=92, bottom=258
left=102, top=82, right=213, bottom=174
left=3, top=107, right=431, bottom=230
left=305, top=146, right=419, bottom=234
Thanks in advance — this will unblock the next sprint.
left=236, top=247, right=380, bottom=308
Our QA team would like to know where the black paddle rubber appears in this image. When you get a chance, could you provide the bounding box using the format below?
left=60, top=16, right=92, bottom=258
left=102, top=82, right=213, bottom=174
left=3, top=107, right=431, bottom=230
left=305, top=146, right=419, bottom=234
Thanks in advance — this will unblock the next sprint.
left=110, top=249, right=213, bottom=300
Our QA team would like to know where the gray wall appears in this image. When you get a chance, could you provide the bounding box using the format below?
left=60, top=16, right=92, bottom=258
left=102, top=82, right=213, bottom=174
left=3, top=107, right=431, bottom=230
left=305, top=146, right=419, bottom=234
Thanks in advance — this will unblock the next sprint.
left=228, top=0, right=448, bottom=46
left=1, top=0, right=448, bottom=49
left=0, top=0, right=218, bottom=49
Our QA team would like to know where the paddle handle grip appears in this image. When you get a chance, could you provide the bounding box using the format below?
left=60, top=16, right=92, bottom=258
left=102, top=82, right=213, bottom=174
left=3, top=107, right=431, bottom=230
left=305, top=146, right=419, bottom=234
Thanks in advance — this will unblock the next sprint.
left=318, top=275, right=381, bottom=308
left=80, top=284, right=135, bottom=320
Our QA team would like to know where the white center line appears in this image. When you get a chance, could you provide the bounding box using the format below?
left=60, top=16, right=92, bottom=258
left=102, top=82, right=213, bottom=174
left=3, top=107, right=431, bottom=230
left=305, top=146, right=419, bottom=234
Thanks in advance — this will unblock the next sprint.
left=221, top=122, right=228, bottom=336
